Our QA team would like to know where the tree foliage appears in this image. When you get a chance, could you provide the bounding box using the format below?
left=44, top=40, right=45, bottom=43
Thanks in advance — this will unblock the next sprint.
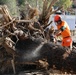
left=17, top=0, right=25, bottom=5
left=17, top=0, right=72, bottom=11
left=54, top=0, right=72, bottom=10
left=0, top=0, right=73, bottom=17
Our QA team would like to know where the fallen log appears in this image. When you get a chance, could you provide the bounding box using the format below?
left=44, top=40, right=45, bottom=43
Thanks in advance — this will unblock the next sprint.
left=15, top=38, right=76, bottom=73
left=0, top=36, right=76, bottom=74
left=0, top=3, right=76, bottom=74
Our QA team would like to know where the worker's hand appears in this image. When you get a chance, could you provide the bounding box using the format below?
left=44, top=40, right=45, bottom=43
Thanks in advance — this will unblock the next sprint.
left=55, top=30, right=61, bottom=36
left=55, top=32, right=61, bottom=37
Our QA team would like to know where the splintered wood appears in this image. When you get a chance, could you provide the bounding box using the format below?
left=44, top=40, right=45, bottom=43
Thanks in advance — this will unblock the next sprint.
left=0, top=5, right=34, bottom=29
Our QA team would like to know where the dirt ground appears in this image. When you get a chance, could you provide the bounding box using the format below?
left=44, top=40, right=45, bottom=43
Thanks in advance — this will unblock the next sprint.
left=2, top=69, right=73, bottom=75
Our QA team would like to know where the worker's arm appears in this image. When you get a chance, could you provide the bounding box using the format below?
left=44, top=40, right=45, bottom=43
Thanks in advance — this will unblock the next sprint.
left=55, top=30, right=61, bottom=37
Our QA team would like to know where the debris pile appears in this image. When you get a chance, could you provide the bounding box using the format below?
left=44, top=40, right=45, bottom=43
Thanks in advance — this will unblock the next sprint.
left=0, top=3, right=76, bottom=75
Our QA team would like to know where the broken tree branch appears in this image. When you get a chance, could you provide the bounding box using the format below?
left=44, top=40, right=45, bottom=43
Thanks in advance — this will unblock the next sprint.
left=0, top=18, right=16, bottom=28
left=45, top=6, right=63, bottom=20
left=47, top=0, right=58, bottom=13
left=42, top=21, right=53, bottom=29
left=3, top=5, right=12, bottom=21
left=15, top=19, right=34, bottom=23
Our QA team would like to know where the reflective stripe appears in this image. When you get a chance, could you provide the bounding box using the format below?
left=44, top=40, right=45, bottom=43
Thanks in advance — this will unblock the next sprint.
left=60, top=26, right=66, bottom=31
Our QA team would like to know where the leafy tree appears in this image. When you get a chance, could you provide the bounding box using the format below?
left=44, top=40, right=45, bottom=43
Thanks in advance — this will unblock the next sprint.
left=17, top=0, right=25, bottom=5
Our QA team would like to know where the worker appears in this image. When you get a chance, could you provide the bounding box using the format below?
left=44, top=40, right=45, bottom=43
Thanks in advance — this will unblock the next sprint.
left=54, top=15, right=72, bottom=50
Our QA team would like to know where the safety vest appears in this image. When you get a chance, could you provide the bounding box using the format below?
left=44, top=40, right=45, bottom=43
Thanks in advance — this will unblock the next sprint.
left=57, top=21, right=71, bottom=38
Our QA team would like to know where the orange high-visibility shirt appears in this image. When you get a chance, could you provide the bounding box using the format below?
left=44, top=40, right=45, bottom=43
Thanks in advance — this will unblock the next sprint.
left=57, top=21, right=71, bottom=38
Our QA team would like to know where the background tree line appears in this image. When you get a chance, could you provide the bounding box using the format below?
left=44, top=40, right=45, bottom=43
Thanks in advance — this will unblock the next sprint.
left=0, top=0, right=72, bottom=17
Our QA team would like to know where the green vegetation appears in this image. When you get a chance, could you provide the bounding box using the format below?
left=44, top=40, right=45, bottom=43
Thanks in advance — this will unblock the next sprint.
left=54, top=0, right=72, bottom=10
left=0, top=0, right=18, bottom=17
left=0, top=0, right=73, bottom=17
